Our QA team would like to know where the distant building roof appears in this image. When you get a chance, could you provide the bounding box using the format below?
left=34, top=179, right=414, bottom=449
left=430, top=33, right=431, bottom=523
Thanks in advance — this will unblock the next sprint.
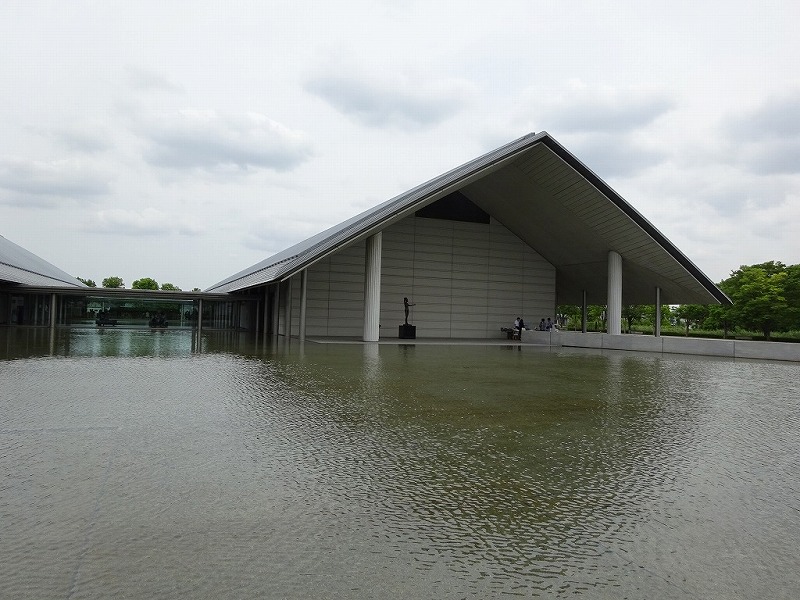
left=0, top=234, right=86, bottom=288
left=207, top=132, right=729, bottom=305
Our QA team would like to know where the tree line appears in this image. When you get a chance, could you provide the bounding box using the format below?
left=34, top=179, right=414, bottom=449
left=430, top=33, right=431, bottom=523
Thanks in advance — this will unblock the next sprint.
left=677, top=261, right=799, bottom=339
left=76, top=276, right=201, bottom=292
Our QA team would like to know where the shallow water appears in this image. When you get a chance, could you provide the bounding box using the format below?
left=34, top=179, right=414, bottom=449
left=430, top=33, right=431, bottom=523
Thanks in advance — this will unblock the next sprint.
left=2, top=328, right=799, bottom=598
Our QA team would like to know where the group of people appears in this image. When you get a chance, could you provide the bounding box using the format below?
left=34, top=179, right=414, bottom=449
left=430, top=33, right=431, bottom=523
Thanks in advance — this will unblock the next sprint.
left=514, top=316, right=556, bottom=332
left=537, top=317, right=556, bottom=331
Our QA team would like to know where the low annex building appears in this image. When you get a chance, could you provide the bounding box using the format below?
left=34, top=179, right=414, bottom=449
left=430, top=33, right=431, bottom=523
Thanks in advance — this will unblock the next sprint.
left=207, top=132, right=730, bottom=341
left=0, top=234, right=87, bottom=326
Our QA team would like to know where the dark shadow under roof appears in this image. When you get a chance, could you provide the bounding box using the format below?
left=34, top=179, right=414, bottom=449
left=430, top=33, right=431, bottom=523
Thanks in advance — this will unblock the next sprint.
left=207, top=132, right=730, bottom=306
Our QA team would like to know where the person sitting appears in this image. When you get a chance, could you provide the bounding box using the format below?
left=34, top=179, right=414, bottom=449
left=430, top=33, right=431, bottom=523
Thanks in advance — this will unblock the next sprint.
left=539, top=318, right=546, bottom=331
left=546, top=317, right=553, bottom=331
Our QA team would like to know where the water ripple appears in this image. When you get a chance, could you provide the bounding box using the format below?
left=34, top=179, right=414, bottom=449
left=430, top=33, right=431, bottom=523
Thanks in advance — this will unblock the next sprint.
left=1, top=333, right=799, bottom=598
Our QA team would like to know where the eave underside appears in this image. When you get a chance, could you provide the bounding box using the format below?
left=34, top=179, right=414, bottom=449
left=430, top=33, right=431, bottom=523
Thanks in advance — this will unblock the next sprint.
left=460, top=144, right=722, bottom=305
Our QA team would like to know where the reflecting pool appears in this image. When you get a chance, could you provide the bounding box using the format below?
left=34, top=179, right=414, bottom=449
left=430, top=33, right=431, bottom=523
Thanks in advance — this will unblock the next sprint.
left=2, top=328, right=799, bottom=598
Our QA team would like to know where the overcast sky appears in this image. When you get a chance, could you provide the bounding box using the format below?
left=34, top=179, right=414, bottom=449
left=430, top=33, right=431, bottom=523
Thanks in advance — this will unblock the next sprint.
left=1, top=1, right=798, bottom=290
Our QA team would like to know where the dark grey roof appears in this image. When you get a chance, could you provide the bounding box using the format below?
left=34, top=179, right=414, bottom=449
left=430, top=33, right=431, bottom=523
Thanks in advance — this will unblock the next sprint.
left=207, top=132, right=730, bottom=306
left=0, top=234, right=86, bottom=288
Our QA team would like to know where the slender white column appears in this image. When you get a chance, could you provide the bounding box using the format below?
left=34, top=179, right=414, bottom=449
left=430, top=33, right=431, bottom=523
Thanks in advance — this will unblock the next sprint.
left=581, top=289, right=588, bottom=333
left=654, top=286, right=662, bottom=337
left=607, top=250, right=622, bottom=335
left=299, top=269, right=308, bottom=341
left=363, top=232, right=383, bottom=342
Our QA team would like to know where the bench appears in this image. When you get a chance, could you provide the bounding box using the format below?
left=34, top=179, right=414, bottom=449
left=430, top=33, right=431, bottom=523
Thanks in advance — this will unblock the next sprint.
left=500, top=327, right=520, bottom=340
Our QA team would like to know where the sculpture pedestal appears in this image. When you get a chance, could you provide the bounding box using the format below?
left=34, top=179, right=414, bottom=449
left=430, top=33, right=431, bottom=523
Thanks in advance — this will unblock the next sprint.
left=399, top=324, right=416, bottom=339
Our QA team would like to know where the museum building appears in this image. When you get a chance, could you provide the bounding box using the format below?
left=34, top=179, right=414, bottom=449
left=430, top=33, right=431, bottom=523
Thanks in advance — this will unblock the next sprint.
left=206, top=132, right=729, bottom=341
left=2, top=132, right=729, bottom=338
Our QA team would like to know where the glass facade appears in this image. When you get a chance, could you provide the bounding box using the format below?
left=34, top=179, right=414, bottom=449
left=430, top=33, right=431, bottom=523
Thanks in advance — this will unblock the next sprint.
left=0, top=289, right=250, bottom=331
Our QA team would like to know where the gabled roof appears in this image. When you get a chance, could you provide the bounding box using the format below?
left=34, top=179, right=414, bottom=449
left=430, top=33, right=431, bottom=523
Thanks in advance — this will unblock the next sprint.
left=0, top=234, right=86, bottom=288
left=207, top=132, right=730, bottom=305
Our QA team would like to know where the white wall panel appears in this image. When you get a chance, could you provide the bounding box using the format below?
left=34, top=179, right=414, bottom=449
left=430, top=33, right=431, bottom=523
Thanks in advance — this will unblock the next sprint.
left=294, top=214, right=555, bottom=339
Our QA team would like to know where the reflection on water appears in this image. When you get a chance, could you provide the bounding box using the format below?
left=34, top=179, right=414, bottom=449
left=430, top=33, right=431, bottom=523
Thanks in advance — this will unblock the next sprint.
left=2, top=328, right=799, bottom=599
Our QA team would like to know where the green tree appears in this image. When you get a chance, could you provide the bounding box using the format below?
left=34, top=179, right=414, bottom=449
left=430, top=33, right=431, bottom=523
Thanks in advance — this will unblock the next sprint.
left=102, top=276, right=124, bottom=288
left=132, top=277, right=159, bottom=290
left=160, top=283, right=181, bottom=291
left=783, top=264, right=800, bottom=330
left=556, top=304, right=582, bottom=330
left=674, top=304, right=710, bottom=335
left=621, top=305, right=646, bottom=332
left=642, top=304, right=671, bottom=331
left=704, top=304, right=735, bottom=338
left=588, top=305, right=606, bottom=331
left=77, top=277, right=96, bottom=287
left=720, top=262, right=789, bottom=339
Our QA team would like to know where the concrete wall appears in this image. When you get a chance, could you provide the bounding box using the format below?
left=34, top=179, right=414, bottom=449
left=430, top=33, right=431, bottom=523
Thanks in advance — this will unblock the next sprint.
left=292, top=215, right=556, bottom=338
left=555, top=331, right=800, bottom=362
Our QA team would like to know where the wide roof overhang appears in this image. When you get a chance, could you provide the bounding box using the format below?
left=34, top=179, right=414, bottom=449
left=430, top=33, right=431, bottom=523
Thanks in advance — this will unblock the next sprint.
left=208, top=132, right=730, bottom=306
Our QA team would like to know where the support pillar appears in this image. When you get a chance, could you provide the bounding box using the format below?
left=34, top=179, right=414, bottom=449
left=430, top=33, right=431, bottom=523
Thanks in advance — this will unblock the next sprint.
left=255, top=297, right=261, bottom=337
left=363, top=232, right=382, bottom=342
left=271, top=285, right=279, bottom=338
left=50, top=293, right=57, bottom=332
left=581, top=289, right=588, bottom=333
left=197, top=298, right=203, bottom=350
left=262, top=287, right=269, bottom=343
left=654, top=286, right=662, bottom=337
left=607, top=250, right=622, bottom=335
left=299, top=269, right=308, bottom=341
left=281, top=278, right=293, bottom=337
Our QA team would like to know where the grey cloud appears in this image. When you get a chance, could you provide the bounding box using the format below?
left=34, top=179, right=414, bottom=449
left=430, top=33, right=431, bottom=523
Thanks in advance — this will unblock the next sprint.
left=54, top=130, right=111, bottom=153
left=730, top=92, right=800, bottom=139
left=540, top=93, right=675, bottom=134
left=567, top=135, right=668, bottom=179
left=725, top=92, right=800, bottom=175
left=739, top=138, right=800, bottom=175
left=0, top=158, right=110, bottom=206
left=305, top=75, right=470, bottom=128
left=140, top=111, right=313, bottom=172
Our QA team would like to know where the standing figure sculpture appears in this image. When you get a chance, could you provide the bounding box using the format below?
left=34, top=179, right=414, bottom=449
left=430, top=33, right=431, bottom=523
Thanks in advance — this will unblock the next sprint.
left=403, top=297, right=415, bottom=325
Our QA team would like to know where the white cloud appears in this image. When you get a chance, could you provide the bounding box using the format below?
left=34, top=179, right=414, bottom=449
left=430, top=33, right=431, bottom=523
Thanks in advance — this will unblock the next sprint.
left=125, top=66, right=184, bottom=94
left=90, top=207, right=205, bottom=237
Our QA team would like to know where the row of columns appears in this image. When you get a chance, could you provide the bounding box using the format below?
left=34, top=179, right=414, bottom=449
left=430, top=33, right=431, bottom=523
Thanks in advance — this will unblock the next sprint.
left=262, top=232, right=383, bottom=343
left=267, top=242, right=662, bottom=342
